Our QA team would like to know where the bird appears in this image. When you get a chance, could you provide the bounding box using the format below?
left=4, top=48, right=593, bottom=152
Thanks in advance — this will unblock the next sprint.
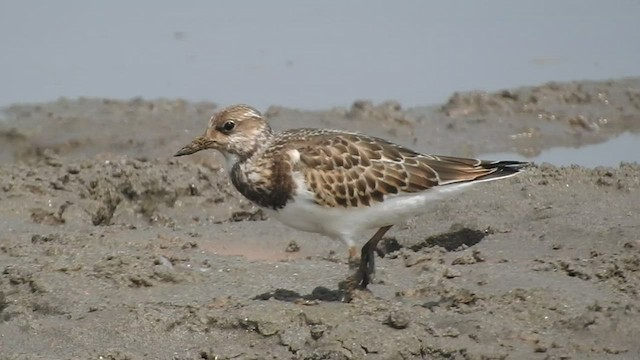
left=174, top=104, right=528, bottom=289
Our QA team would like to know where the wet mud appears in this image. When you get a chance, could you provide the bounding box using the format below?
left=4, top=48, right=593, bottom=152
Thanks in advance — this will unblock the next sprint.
left=1, top=78, right=639, bottom=359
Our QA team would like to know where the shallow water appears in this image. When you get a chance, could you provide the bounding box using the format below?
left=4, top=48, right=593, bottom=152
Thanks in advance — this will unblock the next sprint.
left=482, top=132, right=640, bottom=167
left=2, top=2, right=638, bottom=168
left=1, top=1, right=639, bottom=109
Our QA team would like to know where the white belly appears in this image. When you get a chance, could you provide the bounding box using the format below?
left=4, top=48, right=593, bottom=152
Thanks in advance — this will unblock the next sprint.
left=265, top=182, right=473, bottom=241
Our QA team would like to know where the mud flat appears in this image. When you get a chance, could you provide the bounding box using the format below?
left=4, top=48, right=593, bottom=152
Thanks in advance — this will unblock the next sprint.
left=1, top=78, right=639, bottom=359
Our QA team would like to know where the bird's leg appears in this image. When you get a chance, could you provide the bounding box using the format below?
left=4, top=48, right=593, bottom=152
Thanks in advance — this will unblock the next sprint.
left=358, top=225, right=392, bottom=288
left=348, top=245, right=359, bottom=269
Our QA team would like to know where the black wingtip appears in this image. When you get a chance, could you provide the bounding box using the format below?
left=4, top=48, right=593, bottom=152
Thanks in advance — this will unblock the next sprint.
left=475, top=160, right=530, bottom=182
left=488, top=160, right=531, bottom=170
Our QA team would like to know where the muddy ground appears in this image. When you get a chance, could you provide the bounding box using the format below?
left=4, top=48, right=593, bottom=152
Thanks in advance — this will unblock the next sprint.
left=1, top=78, right=639, bottom=359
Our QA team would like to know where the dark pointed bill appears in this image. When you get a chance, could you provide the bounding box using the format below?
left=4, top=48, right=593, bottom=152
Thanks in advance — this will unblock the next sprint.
left=174, top=136, right=207, bottom=157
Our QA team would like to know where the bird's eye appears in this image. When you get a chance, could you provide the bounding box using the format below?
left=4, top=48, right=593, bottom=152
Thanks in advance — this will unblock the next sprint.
left=222, top=121, right=236, bottom=132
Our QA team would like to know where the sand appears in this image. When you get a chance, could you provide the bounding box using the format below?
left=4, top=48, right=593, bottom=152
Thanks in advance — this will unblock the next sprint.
left=1, top=78, right=639, bottom=359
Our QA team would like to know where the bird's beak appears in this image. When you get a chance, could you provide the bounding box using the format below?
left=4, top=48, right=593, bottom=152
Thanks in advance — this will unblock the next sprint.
left=174, top=135, right=209, bottom=157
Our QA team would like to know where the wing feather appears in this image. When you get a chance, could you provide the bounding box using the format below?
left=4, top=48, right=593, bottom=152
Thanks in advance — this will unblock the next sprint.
left=272, top=129, right=526, bottom=208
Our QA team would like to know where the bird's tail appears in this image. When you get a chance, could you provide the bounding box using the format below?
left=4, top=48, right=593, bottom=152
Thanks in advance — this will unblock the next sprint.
left=475, top=160, right=530, bottom=182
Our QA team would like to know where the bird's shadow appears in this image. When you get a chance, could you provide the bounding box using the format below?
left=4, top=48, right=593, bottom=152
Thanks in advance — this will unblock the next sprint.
left=253, top=286, right=345, bottom=303
left=407, top=226, right=488, bottom=252
left=252, top=226, right=488, bottom=303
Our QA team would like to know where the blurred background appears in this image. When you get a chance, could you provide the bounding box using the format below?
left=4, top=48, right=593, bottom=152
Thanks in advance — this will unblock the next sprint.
left=1, top=1, right=639, bottom=166
left=1, top=0, right=639, bottom=110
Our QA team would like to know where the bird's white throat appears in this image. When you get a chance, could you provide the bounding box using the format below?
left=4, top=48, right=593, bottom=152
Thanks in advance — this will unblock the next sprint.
left=222, top=152, right=240, bottom=173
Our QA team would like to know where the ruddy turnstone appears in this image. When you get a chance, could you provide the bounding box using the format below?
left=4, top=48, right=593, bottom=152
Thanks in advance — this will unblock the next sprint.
left=175, top=104, right=527, bottom=289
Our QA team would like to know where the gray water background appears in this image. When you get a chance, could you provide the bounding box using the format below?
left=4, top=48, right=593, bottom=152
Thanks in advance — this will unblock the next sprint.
left=1, top=1, right=638, bottom=166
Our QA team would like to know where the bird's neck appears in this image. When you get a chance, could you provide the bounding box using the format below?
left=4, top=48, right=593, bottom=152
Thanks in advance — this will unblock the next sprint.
left=223, top=126, right=274, bottom=173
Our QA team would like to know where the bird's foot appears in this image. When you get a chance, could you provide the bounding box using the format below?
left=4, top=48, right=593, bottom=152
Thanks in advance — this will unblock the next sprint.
left=338, top=271, right=372, bottom=302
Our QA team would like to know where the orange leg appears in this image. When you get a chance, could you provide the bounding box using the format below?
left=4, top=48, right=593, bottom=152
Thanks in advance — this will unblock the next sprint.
left=348, top=245, right=359, bottom=269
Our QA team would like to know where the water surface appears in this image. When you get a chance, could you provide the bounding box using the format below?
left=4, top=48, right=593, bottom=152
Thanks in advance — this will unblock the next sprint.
left=482, top=132, right=640, bottom=167
left=1, top=1, right=639, bottom=109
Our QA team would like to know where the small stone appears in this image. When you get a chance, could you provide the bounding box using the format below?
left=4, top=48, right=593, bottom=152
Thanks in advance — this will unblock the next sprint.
left=67, top=165, right=80, bottom=174
left=310, top=325, right=326, bottom=340
left=385, top=309, right=410, bottom=329
left=50, top=180, right=65, bottom=190
left=471, top=249, right=485, bottom=262
left=452, top=254, right=475, bottom=265
left=443, top=267, right=461, bottom=278
left=256, top=321, right=279, bottom=336
left=404, top=253, right=430, bottom=267
left=285, top=240, right=300, bottom=253
left=181, top=241, right=198, bottom=249
left=442, top=327, right=460, bottom=338
left=533, top=344, right=548, bottom=353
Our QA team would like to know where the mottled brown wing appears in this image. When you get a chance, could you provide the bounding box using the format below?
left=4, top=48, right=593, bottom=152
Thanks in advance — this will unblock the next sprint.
left=279, top=130, right=524, bottom=208
left=283, top=131, right=437, bottom=208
